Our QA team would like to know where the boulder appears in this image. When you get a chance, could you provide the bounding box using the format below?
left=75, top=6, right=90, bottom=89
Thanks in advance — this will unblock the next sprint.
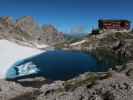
left=0, top=80, right=38, bottom=100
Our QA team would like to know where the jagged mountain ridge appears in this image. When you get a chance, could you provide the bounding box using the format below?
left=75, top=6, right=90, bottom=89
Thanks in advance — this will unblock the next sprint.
left=0, top=16, right=64, bottom=45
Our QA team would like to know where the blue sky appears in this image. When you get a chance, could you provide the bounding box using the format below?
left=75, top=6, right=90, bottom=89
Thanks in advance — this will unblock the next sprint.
left=0, top=0, right=133, bottom=33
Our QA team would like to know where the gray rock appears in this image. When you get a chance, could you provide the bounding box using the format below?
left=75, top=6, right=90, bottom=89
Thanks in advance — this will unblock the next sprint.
left=36, top=71, right=133, bottom=100
left=0, top=70, right=132, bottom=100
left=16, top=77, right=47, bottom=88
left=0, top=80, right=38, bottom=100
left=0, top=16, right=64, bottom=46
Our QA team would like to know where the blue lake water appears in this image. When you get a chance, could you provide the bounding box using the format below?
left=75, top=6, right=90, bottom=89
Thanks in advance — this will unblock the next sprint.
left=6, top=50, right=109, bottom=81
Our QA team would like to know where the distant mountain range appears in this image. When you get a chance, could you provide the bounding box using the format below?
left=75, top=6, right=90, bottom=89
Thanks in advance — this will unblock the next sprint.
left=0, top=16, right=64, bottom=45
left=66, top=32, right=88, bottom=38
left=63, top=32, right=88, bottom=44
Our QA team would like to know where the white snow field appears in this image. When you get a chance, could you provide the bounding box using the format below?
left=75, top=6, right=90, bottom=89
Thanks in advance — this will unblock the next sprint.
left=70, top=40, right=87, bottom=46
left=0, top=39, right=44, bottom=79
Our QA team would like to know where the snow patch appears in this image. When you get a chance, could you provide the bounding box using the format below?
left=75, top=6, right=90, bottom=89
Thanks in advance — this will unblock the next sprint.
left=0, top=39, right=44, bottom=79
left=70, top=40, right=87, bottom=46
left=17, top=62, right=39, bottom=76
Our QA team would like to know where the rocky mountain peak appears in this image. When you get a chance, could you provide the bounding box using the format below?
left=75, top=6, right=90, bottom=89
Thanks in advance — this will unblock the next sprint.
left=16, top=16, right=34, bottom=25
left=15, top=16, right=40, bottom=34
left=0, top=16, right=14, bottom=34
left=0, top=16, right=13, bottom=24
left=0, top=16, right=64, bottom=45
left=36, top=24, right=64, bottom=45
left=0, top=16, right=13, bottom=27
left=42, top=24, right=58, bottom=33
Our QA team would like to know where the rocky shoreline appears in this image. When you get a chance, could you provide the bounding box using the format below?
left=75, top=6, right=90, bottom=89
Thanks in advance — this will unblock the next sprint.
left=1, top=31, right=133, bottom=100
left=1, top=60, right=133, bottom=100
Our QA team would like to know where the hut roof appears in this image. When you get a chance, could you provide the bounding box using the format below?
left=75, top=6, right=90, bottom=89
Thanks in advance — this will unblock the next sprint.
left=99, top=19, right=131, bottom=23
